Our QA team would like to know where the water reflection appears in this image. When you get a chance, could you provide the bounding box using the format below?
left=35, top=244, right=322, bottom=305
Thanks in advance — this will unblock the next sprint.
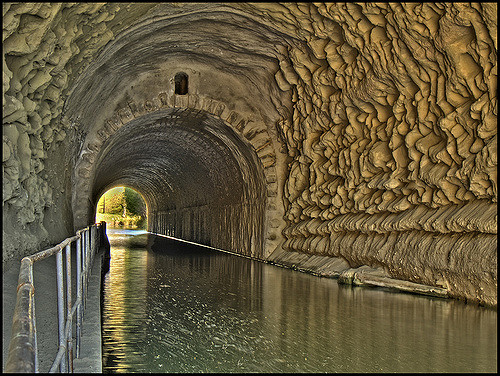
left=102, top=230, right=497, bottom=373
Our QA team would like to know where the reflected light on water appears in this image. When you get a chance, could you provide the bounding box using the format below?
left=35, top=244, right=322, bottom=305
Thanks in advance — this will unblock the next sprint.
left=101, top=230, right=497, bottom=373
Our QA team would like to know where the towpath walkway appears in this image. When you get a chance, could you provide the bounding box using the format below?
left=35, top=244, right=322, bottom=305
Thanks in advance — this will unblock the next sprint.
left=2, top=249, right=104, bottom=372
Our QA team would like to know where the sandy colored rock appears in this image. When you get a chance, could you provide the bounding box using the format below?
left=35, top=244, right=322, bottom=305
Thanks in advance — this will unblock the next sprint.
left=2, top=3, right=497, bottom=306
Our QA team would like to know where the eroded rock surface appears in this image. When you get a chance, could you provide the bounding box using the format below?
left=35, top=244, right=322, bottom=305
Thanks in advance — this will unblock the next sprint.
left=2, top=3, right=497, bottom=305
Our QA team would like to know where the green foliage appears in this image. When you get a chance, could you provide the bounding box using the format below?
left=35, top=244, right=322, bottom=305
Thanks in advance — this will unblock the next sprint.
left=124, top=187, right=146, bottom=216
left=100, top=187, right=125, bottom=215
left=96, top=187, right=147, bottom=229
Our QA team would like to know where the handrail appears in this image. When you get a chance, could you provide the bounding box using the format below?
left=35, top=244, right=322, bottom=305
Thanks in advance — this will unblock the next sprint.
left=5, top=222, right=107, bottom=373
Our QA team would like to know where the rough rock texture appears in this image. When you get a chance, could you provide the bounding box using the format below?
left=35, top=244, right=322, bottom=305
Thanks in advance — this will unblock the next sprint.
left=2, top=3, right=497, bottom=306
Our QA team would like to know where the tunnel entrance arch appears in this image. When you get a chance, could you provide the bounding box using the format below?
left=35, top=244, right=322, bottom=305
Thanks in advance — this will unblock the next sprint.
left=73, top=102, right=281, bottom=258
left=95, top=186, right=148, bottom=230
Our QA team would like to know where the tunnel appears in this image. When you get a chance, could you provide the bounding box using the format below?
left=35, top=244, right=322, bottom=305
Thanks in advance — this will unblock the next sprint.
left=90, top=107, right=267, bottom=256
left=62, top=5, right=289, bottom=260
left=2, top=3, right=497, bottom=306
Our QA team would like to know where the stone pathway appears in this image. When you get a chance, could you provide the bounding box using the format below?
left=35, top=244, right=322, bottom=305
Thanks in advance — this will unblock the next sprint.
left=3, top=252, right=103, bottom=373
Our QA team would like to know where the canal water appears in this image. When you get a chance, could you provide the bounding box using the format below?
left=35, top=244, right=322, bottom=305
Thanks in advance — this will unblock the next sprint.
left=101, top=229, right=497, bottom=373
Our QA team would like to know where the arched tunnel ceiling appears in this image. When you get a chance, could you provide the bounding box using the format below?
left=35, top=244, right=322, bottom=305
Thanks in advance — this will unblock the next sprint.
left=2, top=3, right=497, bottom=305
left=92, top=108, right=266, bottom=213
left=63, top=5, right=295, bottom=132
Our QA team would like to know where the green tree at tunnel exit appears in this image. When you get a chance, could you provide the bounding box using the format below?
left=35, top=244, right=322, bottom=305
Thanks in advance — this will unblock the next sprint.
left=98, top=187, right=124, bottom=215
left=124, top=187, right=146, bottom=217
left=97, top=187, right=147, bottom=229
left=98, top=187, right=146, bottom=217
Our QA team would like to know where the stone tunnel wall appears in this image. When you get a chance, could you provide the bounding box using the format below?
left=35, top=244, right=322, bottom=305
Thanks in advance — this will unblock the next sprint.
left=87, top=107, right=271, bottom=259
left=241, top=3, right=498, bottom=305
left=151, top=202, right=265, bottom=257
left=2, top=3, right=497, bottom=305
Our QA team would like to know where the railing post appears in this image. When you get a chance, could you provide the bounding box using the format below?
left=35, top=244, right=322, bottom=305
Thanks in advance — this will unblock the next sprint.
left=101, top=221, right=111, bottom=275
left=101, top=221, right=106, bottom=248
left=55, top=248, right=67, bottom=372
left=76, top=235, right=82, bottom=358
left=5, top=258, right=37, bottom=373
left=90, top=225, right=94, bottom=263
left=30, top=258, right=39, bottom=372
left=85, top=228, right=90, bottom=305
left=92, top=224, right=96, bottom=256
left=65, top=243, right=74, bottom=372
left=7, top=225, right=111, bottom=373
left=82, top=230, right=87, bottom=311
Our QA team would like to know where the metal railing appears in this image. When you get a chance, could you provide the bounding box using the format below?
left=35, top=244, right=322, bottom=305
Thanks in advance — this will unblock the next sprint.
left=5, top=222, right=107, bottom=373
